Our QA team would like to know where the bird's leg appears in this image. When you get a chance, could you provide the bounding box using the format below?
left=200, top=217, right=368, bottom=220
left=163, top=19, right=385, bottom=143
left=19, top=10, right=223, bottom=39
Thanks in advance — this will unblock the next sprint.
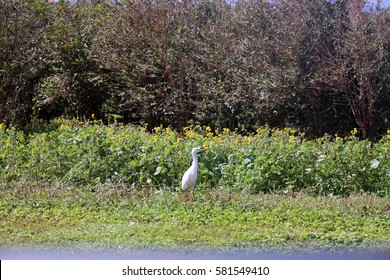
left=191, top=186, right=196, bottom=201
left=182, top=190, right=190, bottom=202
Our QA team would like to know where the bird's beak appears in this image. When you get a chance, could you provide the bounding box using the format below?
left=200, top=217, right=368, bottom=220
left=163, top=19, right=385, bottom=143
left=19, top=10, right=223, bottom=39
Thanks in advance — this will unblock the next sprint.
left=199, top=147, right=205, bottom=152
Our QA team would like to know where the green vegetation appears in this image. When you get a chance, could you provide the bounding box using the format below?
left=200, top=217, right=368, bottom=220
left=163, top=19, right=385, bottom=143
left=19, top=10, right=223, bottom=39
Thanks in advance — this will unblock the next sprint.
left=0, top=121, right=389, bottom=253
left=1, top=188, right=390, bottom=253
left=1, top=120, right=389, bottom=195
left=1, top=0, right=390, bottom=139
left=1, top=0, right=389, bottom=254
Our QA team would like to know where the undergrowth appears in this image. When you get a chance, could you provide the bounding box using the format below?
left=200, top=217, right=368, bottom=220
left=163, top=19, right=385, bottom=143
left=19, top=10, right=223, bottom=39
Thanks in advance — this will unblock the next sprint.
left=0, top=119, right=389, bottom=196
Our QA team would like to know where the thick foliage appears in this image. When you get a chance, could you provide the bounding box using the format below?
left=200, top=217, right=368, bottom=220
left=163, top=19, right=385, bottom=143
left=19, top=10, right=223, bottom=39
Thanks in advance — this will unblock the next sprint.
left=0, top=121, right=389, bottom=196
left=1, top=0, right=390, bottom=139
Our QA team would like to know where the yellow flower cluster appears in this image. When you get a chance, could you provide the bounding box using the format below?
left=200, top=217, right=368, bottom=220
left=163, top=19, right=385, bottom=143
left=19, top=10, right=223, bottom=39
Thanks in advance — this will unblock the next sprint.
left=153, top=125, right=163, bottom=133
left=256, top=127, right=266, bottom=134
left=182, top=125, right=216, bottom=141
left=244, top=136, right=252, bottom=145
left=335, top=134, right=345, bottom=141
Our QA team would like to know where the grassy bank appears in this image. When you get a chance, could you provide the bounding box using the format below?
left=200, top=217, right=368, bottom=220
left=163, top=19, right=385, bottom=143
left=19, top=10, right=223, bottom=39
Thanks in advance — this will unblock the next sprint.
left=0, top=120, right=389, bottom=253
left=1, top=187, right=389, bottom=253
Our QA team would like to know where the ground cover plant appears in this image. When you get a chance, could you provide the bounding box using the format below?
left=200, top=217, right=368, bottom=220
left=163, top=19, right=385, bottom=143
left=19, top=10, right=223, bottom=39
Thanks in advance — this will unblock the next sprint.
left=0, top=120, right=389, bottom=254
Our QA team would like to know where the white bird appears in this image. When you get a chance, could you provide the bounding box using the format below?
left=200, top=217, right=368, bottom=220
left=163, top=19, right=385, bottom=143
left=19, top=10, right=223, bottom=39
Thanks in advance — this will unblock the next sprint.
left=181, top=147, right=205, bottom=192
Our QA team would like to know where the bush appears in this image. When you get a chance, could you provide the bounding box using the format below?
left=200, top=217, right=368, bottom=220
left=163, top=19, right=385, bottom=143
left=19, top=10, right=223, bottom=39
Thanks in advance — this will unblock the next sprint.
left=1, top=0, right=389, bottom=139
left=0, top=121, right=388, bottom=196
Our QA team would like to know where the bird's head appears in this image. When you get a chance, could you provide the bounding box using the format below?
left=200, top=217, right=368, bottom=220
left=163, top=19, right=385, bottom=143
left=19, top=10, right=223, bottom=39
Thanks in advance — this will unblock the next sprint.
left=191, top=146, right=205, bottom=155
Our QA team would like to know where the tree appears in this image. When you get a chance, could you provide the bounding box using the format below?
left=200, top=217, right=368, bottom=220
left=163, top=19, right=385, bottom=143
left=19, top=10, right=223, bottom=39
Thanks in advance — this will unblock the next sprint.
left=318, top=0, right=390, bottom=139
left=35, top=0, right=111, bottom=121
left=0, top=0, right=52, bottom=127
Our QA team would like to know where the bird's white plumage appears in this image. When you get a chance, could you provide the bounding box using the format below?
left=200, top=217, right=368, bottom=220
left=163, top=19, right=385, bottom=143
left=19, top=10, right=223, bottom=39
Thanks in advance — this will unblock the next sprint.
left=181, top=147, right=204, bottom=191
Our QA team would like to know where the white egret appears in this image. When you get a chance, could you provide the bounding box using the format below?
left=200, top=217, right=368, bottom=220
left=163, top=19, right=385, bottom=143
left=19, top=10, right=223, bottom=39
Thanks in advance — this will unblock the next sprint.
left=181, top=147, right=205, bottom=193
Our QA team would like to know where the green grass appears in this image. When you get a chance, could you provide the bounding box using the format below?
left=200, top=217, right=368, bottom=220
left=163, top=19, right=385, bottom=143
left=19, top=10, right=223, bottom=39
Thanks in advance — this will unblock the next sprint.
left=1, top=186, right=389, bottom=253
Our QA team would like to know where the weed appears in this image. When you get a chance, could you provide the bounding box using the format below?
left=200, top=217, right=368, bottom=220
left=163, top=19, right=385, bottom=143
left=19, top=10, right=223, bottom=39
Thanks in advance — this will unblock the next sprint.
left=0, top=120, right=388, bottom=196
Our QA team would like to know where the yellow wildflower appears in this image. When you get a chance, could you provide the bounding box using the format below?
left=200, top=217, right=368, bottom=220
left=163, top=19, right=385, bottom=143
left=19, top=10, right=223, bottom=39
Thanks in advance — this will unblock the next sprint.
left=59, top=124, right=70, bottom=130
left=245, top=136, right=252, bottom=144
left=256, top=127, right=266, bottom=134
left=165, top=127, right=175, bottom=139
left=206, top=131, right=213, bottom=138
left=185, top=130, right=196, bottom=138
left=335, top=134, right=344, bottom=141
left=153, top=125, right=163, bottom=133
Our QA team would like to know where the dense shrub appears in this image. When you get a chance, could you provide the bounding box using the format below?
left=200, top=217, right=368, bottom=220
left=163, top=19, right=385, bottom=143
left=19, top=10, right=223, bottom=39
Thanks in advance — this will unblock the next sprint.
left=0, top=121, right=388, bottom=196
left=0, top=0, right=389, bottom=139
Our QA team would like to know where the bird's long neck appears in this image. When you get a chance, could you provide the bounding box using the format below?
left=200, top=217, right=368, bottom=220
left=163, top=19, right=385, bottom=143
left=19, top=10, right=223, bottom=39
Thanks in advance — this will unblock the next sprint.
left=191, top=152, right=198, bottom=167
